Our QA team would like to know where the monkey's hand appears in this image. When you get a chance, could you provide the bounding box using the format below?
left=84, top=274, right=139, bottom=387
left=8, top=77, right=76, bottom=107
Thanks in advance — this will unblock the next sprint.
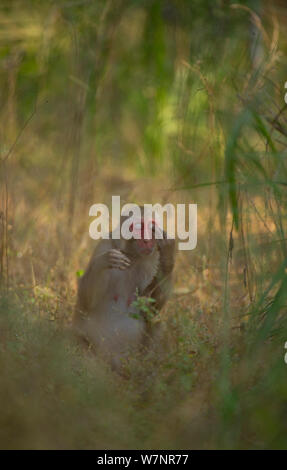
left=156, top=229, right=176, bottom=275
left=108, top=249, right=131, bottom=270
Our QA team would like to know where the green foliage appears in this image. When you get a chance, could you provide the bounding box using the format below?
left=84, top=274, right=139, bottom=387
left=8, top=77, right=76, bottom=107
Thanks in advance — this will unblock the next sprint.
left=0, top=295, right=137, bottom=449
left=130, top=288, right=157, bottom=321
left=1, top=0, right=287, bottom=450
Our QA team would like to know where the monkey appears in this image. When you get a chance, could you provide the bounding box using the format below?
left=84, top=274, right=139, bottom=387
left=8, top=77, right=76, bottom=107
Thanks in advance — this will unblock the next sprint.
left=73, top=207, right=175, bottom=371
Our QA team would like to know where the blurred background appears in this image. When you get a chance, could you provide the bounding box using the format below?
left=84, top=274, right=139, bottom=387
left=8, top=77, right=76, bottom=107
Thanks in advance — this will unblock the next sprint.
left=1, top=0, right=287, bottom=449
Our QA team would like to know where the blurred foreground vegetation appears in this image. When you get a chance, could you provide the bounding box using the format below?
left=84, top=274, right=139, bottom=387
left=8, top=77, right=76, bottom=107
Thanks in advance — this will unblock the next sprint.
left=1, top=0, right=287, bottom=449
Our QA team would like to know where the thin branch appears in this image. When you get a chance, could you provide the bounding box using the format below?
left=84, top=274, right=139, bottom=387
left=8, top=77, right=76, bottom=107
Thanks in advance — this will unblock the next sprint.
left=2, top=100, right=44, bottom=163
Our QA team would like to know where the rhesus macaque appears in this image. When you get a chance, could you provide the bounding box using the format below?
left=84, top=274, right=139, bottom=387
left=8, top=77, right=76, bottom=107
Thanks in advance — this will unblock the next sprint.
left=74, top=208, right=175, bottom=370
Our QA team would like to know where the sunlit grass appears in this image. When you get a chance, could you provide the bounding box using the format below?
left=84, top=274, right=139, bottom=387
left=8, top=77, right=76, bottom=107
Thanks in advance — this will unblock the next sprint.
left=0, top=0, right=287, bottom=449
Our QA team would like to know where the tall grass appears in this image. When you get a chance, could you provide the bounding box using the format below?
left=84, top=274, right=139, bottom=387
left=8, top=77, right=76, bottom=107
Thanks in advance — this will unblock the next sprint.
left=0, top=0, right=287, bottom=449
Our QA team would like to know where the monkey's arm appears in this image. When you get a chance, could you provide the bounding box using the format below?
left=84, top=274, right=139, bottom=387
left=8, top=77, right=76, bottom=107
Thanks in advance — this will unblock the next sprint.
left=76, top=239, right=130, bottom=315
left=144, top=235, right=175, bottom=312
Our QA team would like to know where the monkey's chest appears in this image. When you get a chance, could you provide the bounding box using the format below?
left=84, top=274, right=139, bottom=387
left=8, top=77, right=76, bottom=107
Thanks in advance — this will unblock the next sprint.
left=91, top=265, right=153, bottom=356
left=110, top=250, right=159, bottom=305
left=84, top=252, right=160, bottom=360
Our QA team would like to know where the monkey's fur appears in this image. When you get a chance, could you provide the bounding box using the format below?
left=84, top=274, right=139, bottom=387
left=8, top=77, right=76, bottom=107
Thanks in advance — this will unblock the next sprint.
left=74, top=211, right=175, bottom=371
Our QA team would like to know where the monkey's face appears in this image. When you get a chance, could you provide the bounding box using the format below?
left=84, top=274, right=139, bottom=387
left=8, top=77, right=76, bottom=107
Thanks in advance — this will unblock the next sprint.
left=128, top=220, right=157, bottom=257
left=133, top=237, right=156, bottom=256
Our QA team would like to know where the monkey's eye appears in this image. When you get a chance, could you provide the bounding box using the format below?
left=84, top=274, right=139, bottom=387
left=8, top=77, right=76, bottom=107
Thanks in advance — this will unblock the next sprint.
left=129, top=222, right=144, bottom=233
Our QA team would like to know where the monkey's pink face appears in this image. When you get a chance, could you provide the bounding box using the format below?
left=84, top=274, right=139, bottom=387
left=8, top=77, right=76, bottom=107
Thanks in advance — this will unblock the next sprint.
left=129, top=219, right=156, bottom=255
left=135, top=238, right=155, bottom=255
